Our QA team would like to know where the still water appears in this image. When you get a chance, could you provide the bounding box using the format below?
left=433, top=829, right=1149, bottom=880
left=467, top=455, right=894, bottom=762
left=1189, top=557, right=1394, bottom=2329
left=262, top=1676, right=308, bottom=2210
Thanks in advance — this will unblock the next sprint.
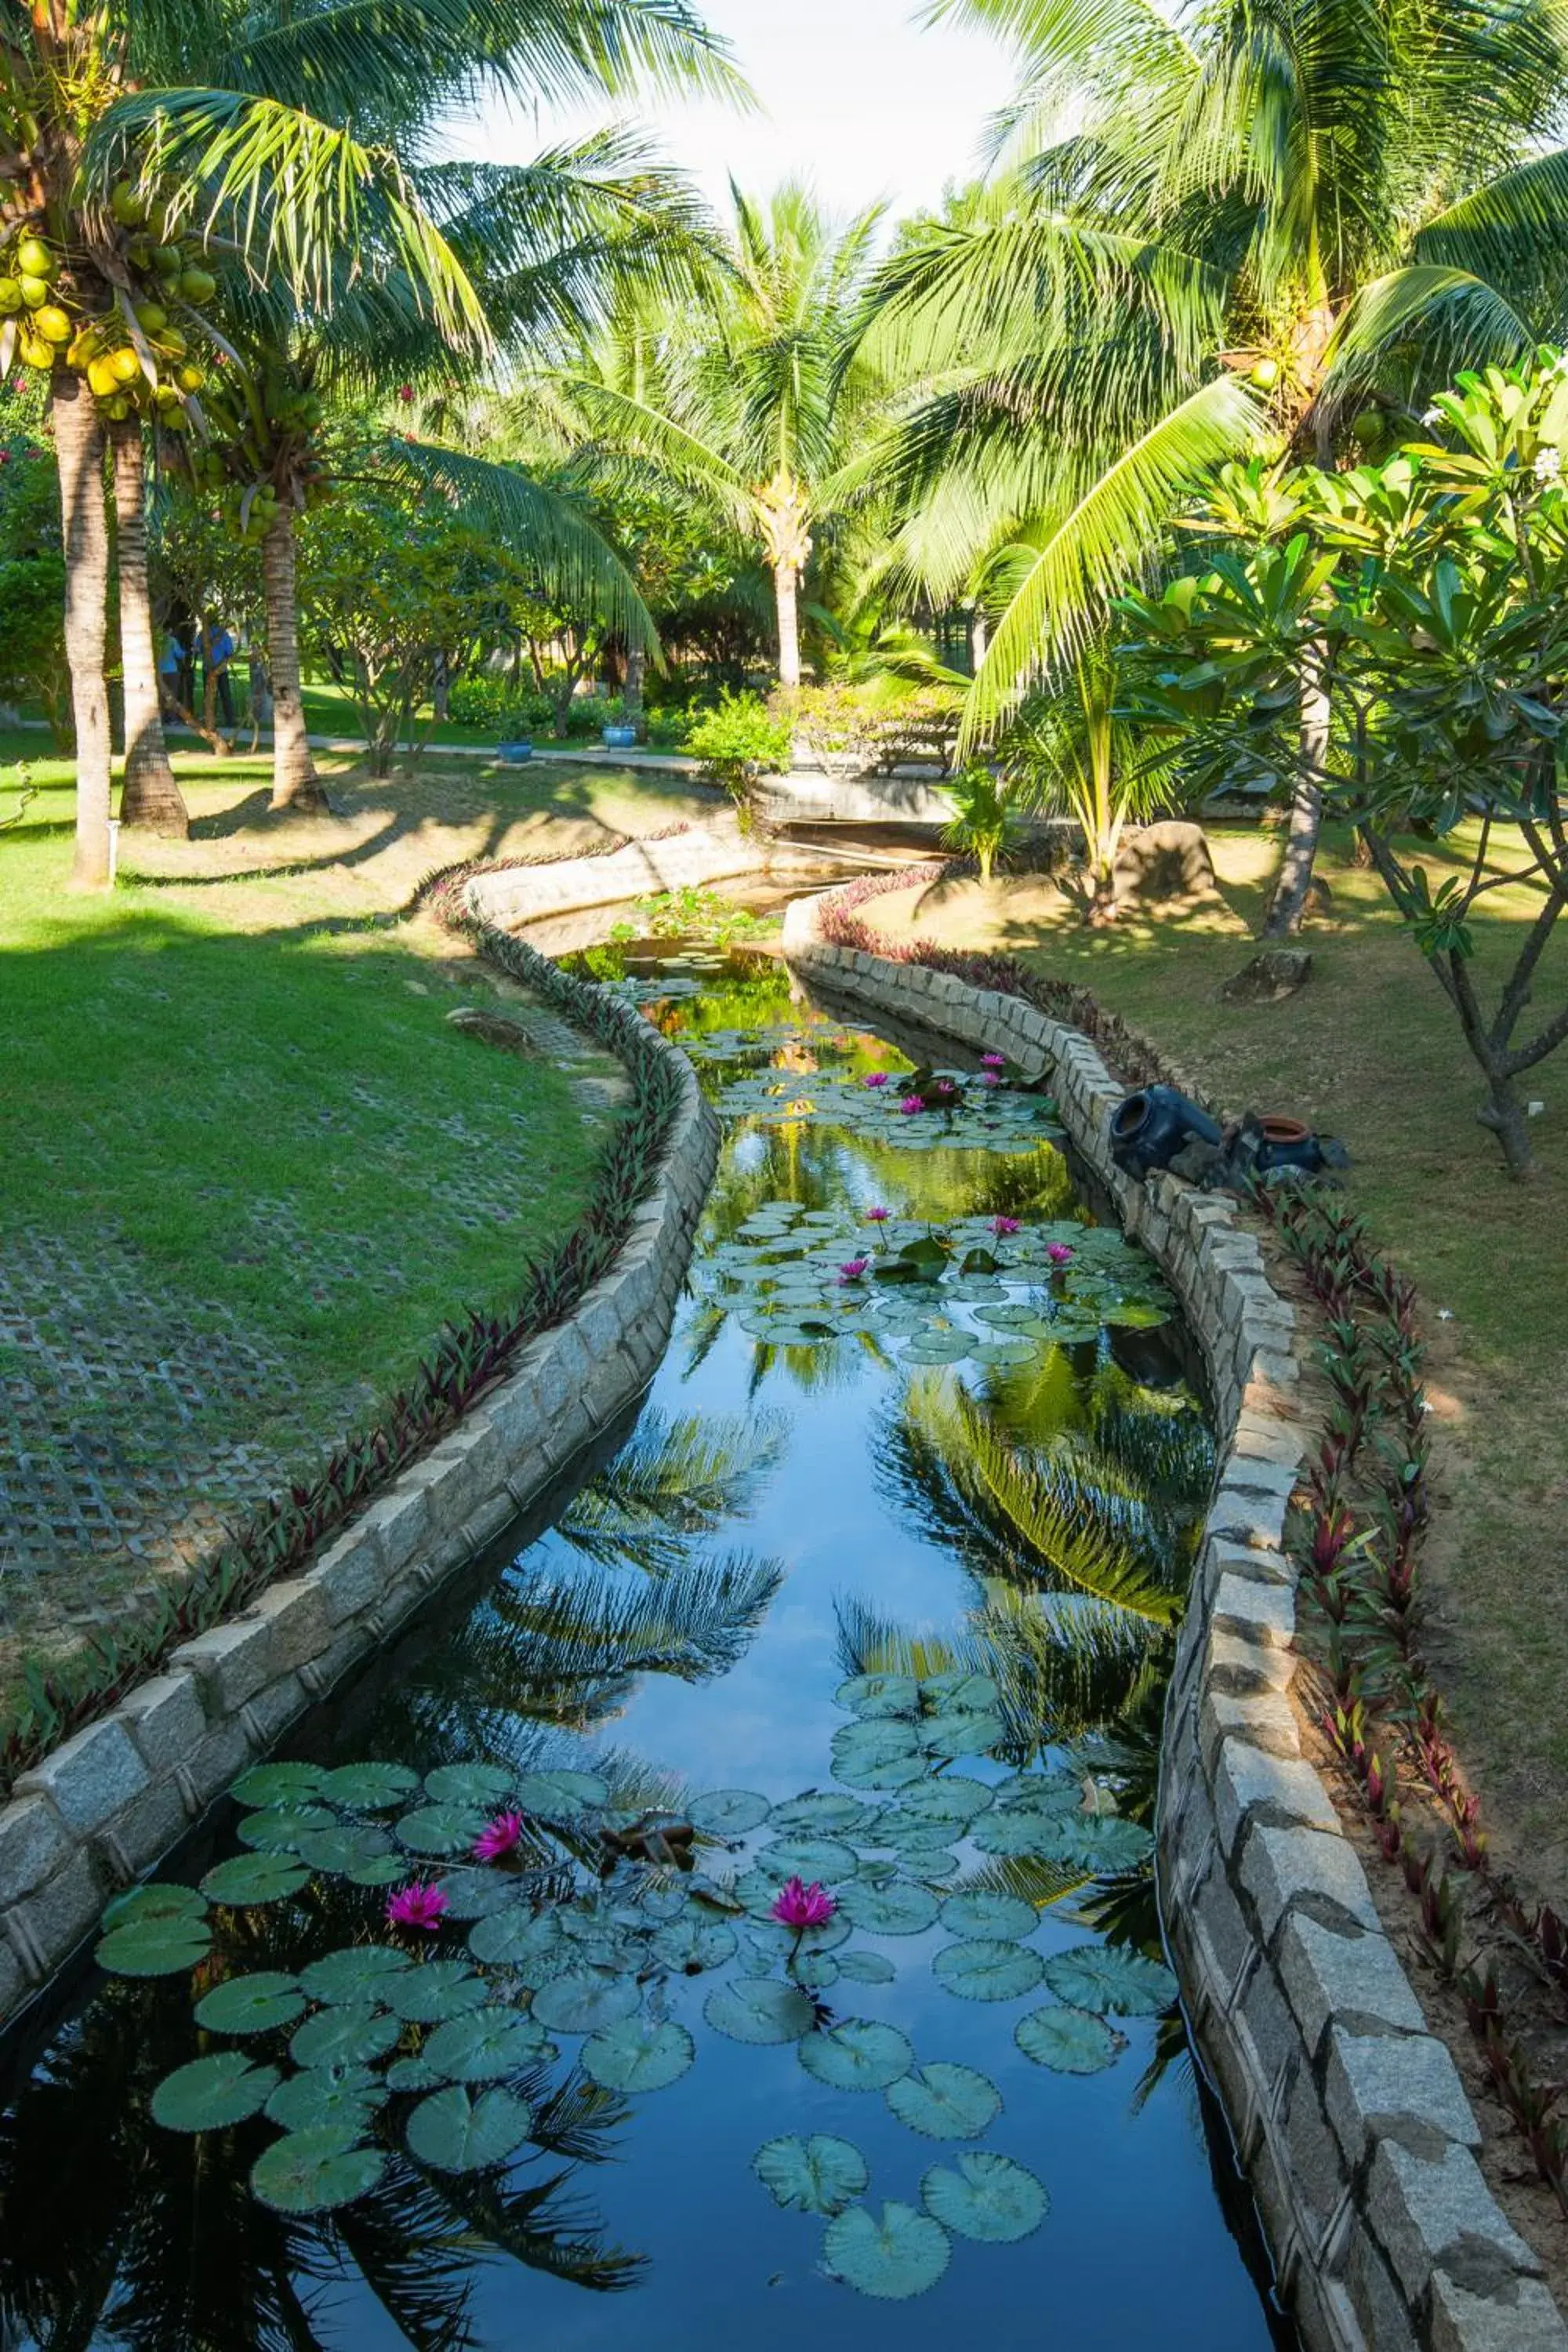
left=0, top=953, right=1286, bottom=2351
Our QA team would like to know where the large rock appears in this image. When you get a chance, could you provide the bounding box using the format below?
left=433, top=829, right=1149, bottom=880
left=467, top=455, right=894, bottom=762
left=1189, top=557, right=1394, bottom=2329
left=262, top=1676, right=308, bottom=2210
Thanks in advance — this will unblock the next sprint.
left=1112, top=822, right=1221, bottom=912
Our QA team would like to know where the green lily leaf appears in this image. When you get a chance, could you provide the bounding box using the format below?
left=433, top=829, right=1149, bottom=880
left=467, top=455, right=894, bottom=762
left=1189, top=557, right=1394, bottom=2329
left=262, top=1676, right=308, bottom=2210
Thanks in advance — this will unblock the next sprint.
left=152, top=2050, right=281, bottom=2133
left=230, top=1763, right=326, bottom=1809
left=201, top=1853, right=310, bottom=1907
left=837, top=1672, right=920, bottom=1719
left=405, top=2084, right=533, bottom=2173
left=386, top=2056, right=448, bottom=2094
left=823, top=2201, right=951, bottom=2300
left=939, top=1891, right=1037, bottom=1942
left=424, top=2007, right=547, bottom=2082
left=289, top=2005, right=402, bottom=2070
left=396, top=1804, right=489, bottom=1857
left=651, top=1916, right=738, bottom=1973
left=830, top=1719, right=924, bottom=1790
left=581, top=2016, right=695, bottom=2093
left=799, top=2018, right=914, bottom=2092
left=96, top=1915, right=212, bottom=1978
left=922, top=2151, right=1047, bottom=2243
left=932, top=1940, right=1046, bottom=2002
left=100, top=1882, right=207, bottom=1933
left=755, top=1836, right=859, bottom=1883
left=703, top=1977, right=815, bottom=2045
left=1015, top=2002, right=1127, bottom=2074
left=423, top=1764, right=516, bottom=1807
left=529, top=1972, right=640, bottom=2035
left=237, top=1805, right=337, bottom=1853
left=688, top=1788, right=771, bottom=1837
left=895, top=1777, right=993, bottom=1830
left=194, top=1973, right=307, bottom=2036
left=839, top=1878, right=939, bottom=1936
left=384, top=1963, right=489, bottom=2024
left=836, top=1950, right=897, bottom=1986
left=318, top=1762, right=419, bottom=1810
left=753, top=2132, right=867, bottom=2216
left=769, top=1791, right=875, bottom=1835
left=885, top=2061, right=1001, bottom=2140
left=299, top=1946, right=412, bottom=2005
left=264, top=2065, right=387, bottom=2135
left=251, top=2128, right=386, bottom=2214
left=1040, top=1944, right=1178, bottom=2016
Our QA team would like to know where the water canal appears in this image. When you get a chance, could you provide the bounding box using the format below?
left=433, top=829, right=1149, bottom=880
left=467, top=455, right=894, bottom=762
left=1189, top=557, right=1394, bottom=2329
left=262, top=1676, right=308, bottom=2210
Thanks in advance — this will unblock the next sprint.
left=0, top=949, right=1289, bottom=2350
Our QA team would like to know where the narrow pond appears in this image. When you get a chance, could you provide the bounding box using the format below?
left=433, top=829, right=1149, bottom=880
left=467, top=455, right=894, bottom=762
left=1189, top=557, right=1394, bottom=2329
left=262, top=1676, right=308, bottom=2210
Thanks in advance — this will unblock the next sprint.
left=0, top=952, right=1290, bottom=2351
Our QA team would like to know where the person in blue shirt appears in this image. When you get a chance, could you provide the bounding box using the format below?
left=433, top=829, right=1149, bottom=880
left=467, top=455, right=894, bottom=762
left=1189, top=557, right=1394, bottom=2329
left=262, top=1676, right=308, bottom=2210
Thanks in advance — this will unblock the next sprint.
left=200, top=621, right=238, bottom=727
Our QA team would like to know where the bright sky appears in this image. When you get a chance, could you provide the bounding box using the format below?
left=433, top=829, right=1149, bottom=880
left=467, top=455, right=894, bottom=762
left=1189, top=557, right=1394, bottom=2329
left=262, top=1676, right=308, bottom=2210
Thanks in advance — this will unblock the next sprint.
left=448, top=0, right=1020, bottom=228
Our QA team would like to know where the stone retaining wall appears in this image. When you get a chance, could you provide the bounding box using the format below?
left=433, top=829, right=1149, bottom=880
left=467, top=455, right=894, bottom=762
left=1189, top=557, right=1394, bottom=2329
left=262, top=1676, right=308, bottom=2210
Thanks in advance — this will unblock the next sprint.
left=781, top=891, right=1564, bottom=2352
left=0, top=883, right=720, bottom=2036
left=469, top=822, right=824, bottom=930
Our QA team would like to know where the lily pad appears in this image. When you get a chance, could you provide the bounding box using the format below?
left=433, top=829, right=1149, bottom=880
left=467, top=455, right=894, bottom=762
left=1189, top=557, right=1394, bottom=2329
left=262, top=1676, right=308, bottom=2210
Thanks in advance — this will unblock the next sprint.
left=265, top=2065, right=387, bottom=2135
left=194, top=1972, right=307, bottom=2036
left=939, top=1890, right=1037, bottom=1943
left=831, top=1719, right=924, bottom=1791
left=292, top=1824, right=394, bottom=1879
left=405, top=2085, right=534, bottom=2173
left=1031, top=1815, right=1156, bottom=1875
left=895, top=1777, right=993, bottom=1830
left=582, top=2016, right=695, bottom=2094
left=318, top=1762, right=419, bottom=1810
left=230, top=1763, right=325, bottom=1809
left=768, top=1791, right=874, bottom=1835
left=924, top=1671, right=999, bottom=1712
left=1040, top=1944, right=1178, bottom=2016
left=885, top=2061, right=1001, bottom=2140
left=1015, top=2002, right=1126, bottom=2074
left=753, top=2132, right=867, bottom=2216
left=836, top=1950, right=897, bottom=1986
left=433, top=1867, right=522, bottom=1921
left=290, top=2005, right=402, bottom=2070
left=529, top=1972, right=640, bottom=2035
left=514, top=1767, right=608, bottom=1815
left=651, top=1916, right=738, bottom=1973
left=424, top=1764, right=516, bottom=1807
left=424, top=2006, right=546, bottom=2082
left=100, top=1882, right=206, bottom=1933
left=688, top=1788, right=771, bottom=1838
left=252, top=2128, right=386, bottom=2214
left=467, top=1909, right=564, bottom=1972
left=922, top=2151, right=1047, bottom=2244
left=96, top=1915, right=212, bottom=1978
left=152, top=2050, right=281, bottom=2133
left=799, top=2018, right=913, bottom=2092
left=919, top=1710, right=1007, bottom=1759
left=839, top=1878, right=939, bottom=1936
left=386, top=2056, right=448, bottom=2094
left=385, top=1964, right=489, bottom=2024
left=823, top=2201, right=951, bottom=2301
left=237, top=1805, right=336, bottom=1853
left=397, top=1804, right=489, bottom=1857
left=837, top=1672, right=920, bottom=1719
left=299, top=1945, right=412, bottom=2005
left=932, top=1939, right=1046, bottom=2002
left=703, top=1977, right=815, bottom=2045
left=201, top=1853, right=311, bottom=1907
left=755, top=1836, right=859, bottom=1884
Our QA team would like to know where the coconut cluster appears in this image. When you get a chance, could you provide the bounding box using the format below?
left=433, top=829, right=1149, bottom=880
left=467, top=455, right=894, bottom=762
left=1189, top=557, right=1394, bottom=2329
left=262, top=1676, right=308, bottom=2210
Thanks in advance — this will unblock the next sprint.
left=189, top=362, right=330, bottom=546
left=0, top=178, right=215, bottom=424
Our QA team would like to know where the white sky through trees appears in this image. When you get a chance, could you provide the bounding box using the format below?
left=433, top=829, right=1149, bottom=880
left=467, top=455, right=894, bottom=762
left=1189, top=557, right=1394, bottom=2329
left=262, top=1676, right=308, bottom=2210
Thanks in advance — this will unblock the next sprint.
left=451, top=0, right=1018, bottom=224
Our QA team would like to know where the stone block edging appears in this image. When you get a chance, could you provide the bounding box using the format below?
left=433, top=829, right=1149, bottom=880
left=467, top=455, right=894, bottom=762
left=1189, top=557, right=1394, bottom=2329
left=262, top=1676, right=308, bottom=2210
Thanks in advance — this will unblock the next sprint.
left=0, top=879, right=720, bottom=2038
left=779, top=888, right=1563, bottom=2352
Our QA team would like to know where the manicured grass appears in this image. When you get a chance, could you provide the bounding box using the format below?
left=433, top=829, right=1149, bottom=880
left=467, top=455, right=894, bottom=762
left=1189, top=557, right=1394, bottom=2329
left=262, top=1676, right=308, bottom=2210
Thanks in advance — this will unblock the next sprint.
left=0, top=742, right=704, bottom=1694
left=862, top=826, right=1568, bottom=1907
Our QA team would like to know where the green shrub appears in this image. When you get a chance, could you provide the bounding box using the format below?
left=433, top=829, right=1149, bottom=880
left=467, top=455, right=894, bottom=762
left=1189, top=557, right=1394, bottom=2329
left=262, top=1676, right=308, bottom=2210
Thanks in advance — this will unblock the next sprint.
left=684, top=691, right=793, bottom=795
left=446, top=677, right=554, bottom=738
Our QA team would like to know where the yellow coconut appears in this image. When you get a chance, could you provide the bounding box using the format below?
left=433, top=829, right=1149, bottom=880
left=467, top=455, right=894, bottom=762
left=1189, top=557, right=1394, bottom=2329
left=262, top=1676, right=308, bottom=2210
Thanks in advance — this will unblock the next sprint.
left=15, top=236, right=51, bottom=280
left=34, top=305, right=72, bottom=345
left=18, top=274, right=49, bottom=310
left=20, top=334, right=53, bottom=370
left=86, top=354, right=119, bottom=399
left=110, top=346, right=142, bottom=384
left=132, top=300, right=168, bottom=335
left=0, top=278, right=20, bottom=315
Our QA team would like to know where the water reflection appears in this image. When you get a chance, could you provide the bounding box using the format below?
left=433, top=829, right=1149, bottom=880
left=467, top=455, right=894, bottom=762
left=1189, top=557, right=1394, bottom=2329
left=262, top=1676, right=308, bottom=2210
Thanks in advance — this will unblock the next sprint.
left=0, top=956, right=1285, bottom=2352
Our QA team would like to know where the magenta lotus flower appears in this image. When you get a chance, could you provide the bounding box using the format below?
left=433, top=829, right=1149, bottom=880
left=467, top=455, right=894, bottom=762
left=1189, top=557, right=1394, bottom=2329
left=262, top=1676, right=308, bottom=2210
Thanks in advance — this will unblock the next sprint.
left=472, top=1809, right=524, bottom=1863
left=932, top=1078, right=957, bottom=1099
left=862, top=1072, right=891, bottom=1089
left=982, top=1071, right=1002, bottom=1087
left=838, top=1258, right=871, bottom=1283
left=866, top=1206, right=891, bottom=1223
left=991, top=1215, right=1022, bottom=1237
left=899, top=1094, right=926, bottom=1115
left=771, top=1876, right=837, bottom=1930
left=387, top=1882, right=448, bottom=1933
left=981, top=1051, right=1007, bottom=1069
left=1047, top=1243, right=1076, bottom=1268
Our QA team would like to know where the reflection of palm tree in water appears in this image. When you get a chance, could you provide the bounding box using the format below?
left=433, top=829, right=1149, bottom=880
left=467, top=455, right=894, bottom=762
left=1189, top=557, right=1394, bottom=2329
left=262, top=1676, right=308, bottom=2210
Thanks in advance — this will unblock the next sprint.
left=0, top=1947, right=639, bottom=2352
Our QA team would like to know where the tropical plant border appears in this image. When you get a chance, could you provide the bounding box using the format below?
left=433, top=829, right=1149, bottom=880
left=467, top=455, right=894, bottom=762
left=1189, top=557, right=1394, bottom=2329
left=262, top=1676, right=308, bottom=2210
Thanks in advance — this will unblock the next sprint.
left=0, top=862, right=689, bottom=1798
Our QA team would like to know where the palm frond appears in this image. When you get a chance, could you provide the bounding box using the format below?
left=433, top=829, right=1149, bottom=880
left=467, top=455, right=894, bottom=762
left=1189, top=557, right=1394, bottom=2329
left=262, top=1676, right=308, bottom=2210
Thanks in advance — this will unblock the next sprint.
left=1415, top=145, right=1568, bottom=307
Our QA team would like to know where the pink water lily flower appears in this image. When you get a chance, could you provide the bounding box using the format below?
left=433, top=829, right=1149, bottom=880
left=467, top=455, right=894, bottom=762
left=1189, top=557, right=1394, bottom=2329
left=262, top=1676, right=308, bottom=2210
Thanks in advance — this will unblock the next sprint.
left=771, top=1876, right=837, bottom=1930
left=473, top=1809, right=524, bottom=1863
left=862, top=1072, right=891, bottom=1089
left=991, top=1216, right=1022, bottom=1238
left=899, top=1094, right=926, bottom=1116
left=387, top=1882, right=448, bottom=1933
left=866, top=1206, right=891, bottom=1223
left=981, top=1051, right=1007, bottom=1069
left=982, top=1072, right=1002, bottom=1087
left=838, top=1258, right=871, bottom=1283
left=1047, top=1243, right=1076, bottom=1268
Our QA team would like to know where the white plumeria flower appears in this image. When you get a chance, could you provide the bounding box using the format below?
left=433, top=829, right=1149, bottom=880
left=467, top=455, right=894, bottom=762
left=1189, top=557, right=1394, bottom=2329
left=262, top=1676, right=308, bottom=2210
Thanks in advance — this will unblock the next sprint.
left=1534, top=446, right=1563, bottom=485
left=1421, top=405, right=1443, bottom=429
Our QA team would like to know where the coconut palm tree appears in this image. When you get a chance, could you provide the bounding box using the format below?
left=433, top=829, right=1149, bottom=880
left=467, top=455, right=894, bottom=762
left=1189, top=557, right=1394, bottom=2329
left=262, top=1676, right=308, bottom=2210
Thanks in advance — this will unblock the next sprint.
left=565, top=180, right=887, bottom=687
left=859, top=0, right=1568, bottom=932
left=0, top=0, right=740, bottom=880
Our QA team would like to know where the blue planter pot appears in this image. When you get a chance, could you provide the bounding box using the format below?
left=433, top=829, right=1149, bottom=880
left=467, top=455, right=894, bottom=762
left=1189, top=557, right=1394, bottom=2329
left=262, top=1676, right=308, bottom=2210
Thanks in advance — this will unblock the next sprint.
left=602, top=724, right=638, bottom=750
left=497, top=739, right=534, bottom=764
left=1109, top=1085, right=1223, bottom=1180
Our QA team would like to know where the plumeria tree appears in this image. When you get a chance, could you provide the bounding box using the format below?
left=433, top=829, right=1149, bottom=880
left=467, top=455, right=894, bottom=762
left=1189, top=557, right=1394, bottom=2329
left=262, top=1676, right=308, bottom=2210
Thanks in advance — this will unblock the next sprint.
left=855, top=0, right=1568, bottom=933
left=1119, top=354, right=1568, bottom=1177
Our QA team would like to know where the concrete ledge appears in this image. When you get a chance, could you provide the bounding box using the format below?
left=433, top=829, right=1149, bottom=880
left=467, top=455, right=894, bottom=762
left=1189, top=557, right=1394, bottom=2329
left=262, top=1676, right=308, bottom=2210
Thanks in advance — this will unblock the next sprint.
left=0, top=883, right=719, bottom=2034
left=778, top=885, right=1563, bottom=2352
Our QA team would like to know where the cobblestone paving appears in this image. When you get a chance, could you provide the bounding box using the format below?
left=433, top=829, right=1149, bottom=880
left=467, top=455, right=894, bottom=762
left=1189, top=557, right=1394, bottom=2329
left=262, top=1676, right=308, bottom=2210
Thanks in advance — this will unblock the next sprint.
left=1, top=993, right=626, bottom=1660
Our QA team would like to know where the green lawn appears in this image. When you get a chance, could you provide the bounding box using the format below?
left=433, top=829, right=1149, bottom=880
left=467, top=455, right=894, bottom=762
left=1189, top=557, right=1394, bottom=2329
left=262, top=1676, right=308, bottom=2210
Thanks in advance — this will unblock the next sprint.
left=863, top=826, right=1568, bottom=1909
left=0, top=751, right=659, bottom=1699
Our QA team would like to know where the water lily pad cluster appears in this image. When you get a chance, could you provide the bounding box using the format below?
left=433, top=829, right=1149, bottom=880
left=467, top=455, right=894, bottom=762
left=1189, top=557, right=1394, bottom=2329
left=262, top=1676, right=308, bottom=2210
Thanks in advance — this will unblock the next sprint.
left=97, top=1708, right=1174, bottom=2299
left=712, top=1040, right=1062, bottom=1154
left=699, top=1197, right=1175, bottom=1367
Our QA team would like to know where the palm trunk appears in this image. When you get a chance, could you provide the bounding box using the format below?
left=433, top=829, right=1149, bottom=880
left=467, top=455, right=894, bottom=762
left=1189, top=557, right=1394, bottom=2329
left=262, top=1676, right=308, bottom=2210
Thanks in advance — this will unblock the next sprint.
left=774, top=559, right=801, bottom=691
left=263, top=512, right=325, bottom=812
left=111, top=418, right=187, bottom=836
left=54, top=369, right=113, bottom=889
left=1263, top=659, right=1329, bottom=938
left=624, top=644, right=645, bottom=729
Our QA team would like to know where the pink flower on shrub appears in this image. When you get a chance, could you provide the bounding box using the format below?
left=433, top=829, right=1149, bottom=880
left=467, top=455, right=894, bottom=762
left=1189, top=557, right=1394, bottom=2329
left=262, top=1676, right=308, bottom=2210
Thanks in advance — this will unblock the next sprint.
left=981, top=1052, right=1007, bottom=1070
left=472, top=1810, right=524, bottom=1863
left=387, top=1882, right=448, bottom=1933
left=991, top=1216, right=1022, bottom=1238
left=899, top=1095, right=926, bottom=1116
left=1047, top=1243, right=1076, bottom=1268
left=771, top=1877, right=837, bottom=1929
left=838, top=1258, right=871, bottom=1283
left=866, top=1206, right=891, bottom=1223
left=862, top=1072, right=891, bottom=1089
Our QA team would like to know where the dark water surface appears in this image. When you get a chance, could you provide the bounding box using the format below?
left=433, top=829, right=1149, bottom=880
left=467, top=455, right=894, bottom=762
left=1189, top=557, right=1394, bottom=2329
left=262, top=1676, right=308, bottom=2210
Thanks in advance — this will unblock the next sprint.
left=0, top=955, right=1286, bottom=2351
